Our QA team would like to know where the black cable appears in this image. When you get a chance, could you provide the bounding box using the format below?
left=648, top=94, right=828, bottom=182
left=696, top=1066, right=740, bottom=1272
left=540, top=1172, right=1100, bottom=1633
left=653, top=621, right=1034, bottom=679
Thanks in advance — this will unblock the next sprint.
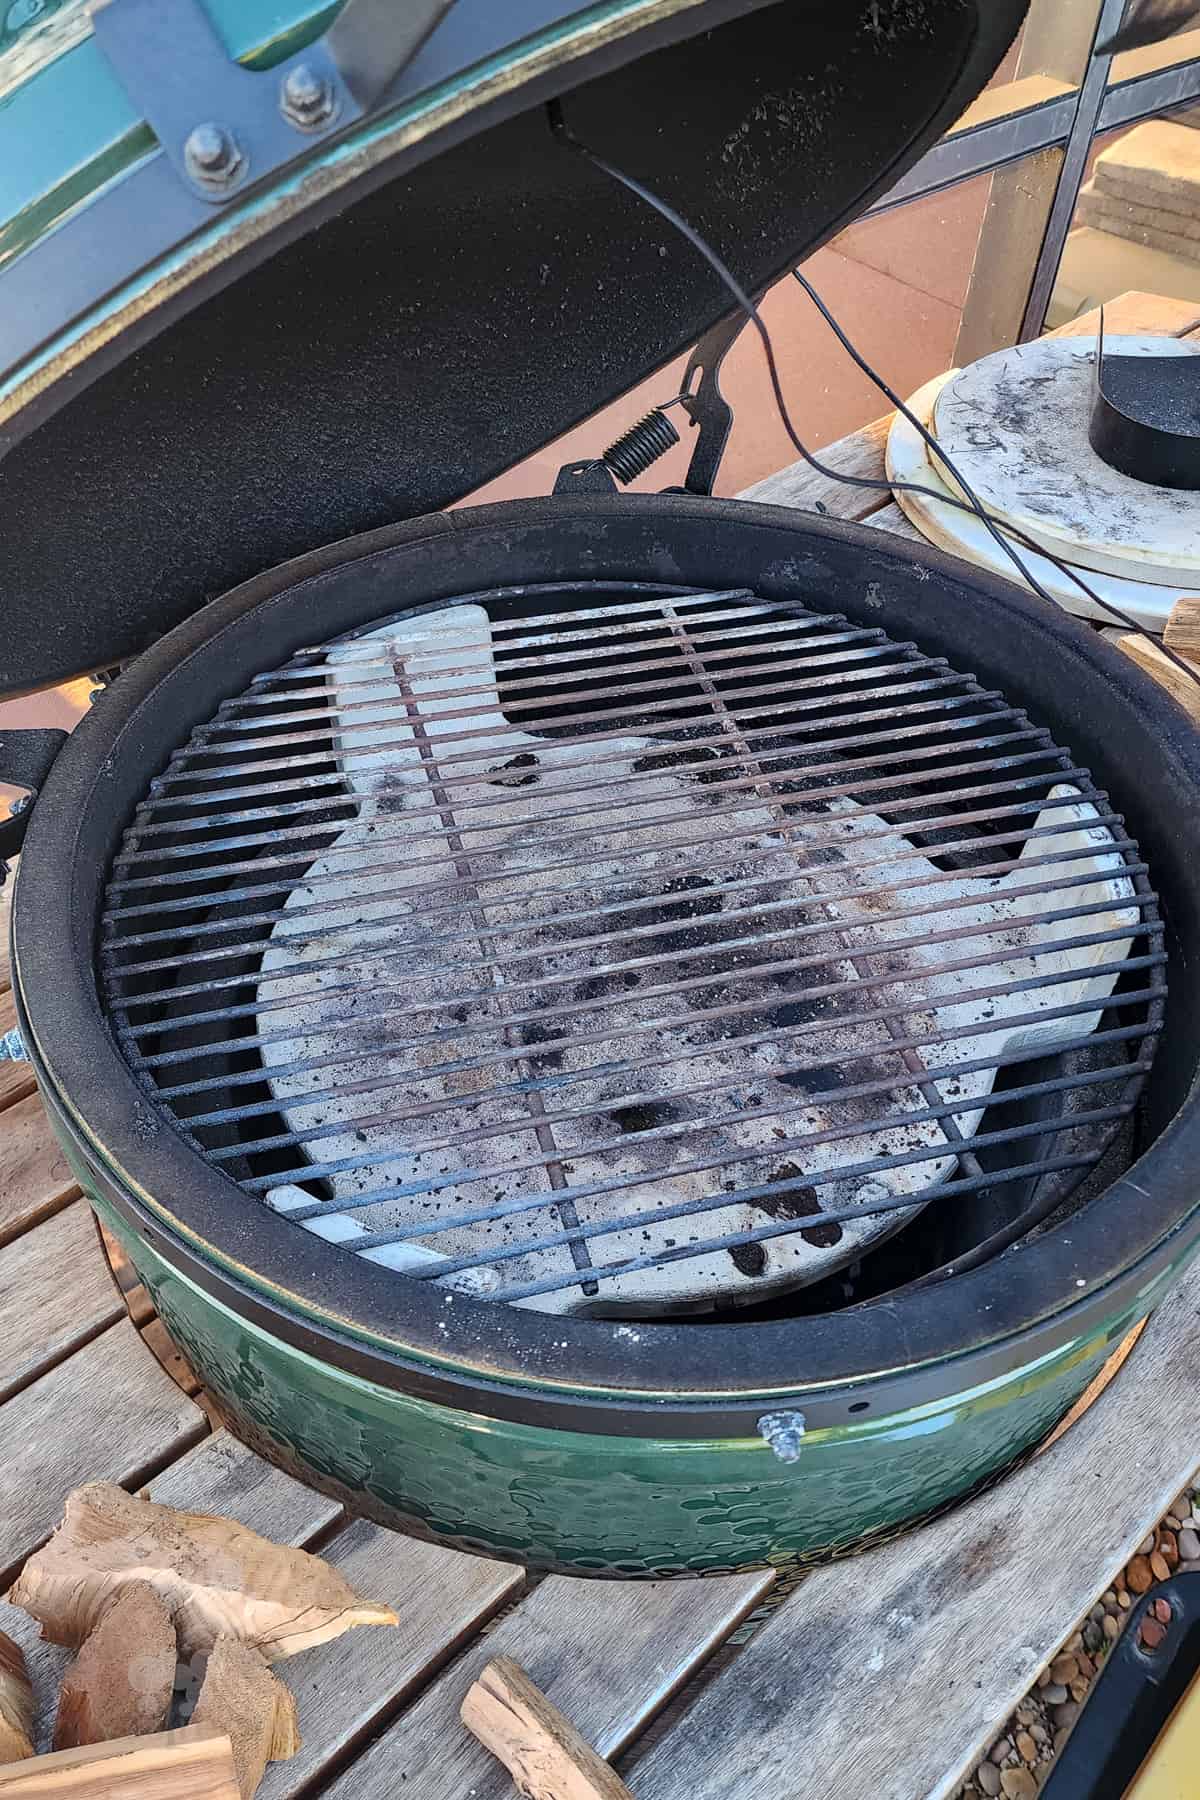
left=547, top=99, right=1200, bottom=693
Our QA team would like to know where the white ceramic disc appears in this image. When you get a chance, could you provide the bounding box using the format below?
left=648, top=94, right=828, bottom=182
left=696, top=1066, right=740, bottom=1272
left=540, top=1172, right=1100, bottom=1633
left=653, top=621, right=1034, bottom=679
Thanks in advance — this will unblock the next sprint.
left=886, top=372, right=1195, bottom=632
left=929, top=335, right=1200, bottom=588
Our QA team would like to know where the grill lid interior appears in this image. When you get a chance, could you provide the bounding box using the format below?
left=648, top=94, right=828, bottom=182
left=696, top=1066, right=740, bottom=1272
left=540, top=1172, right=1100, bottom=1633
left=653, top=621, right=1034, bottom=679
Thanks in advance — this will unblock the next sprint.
left=99, top=584, right=1163, bottom=1318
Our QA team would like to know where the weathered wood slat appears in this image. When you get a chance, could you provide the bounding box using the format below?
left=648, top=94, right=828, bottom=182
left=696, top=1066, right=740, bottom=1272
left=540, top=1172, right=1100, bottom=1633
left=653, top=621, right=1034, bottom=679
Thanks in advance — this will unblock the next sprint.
left=631, top=1259, right=1200, bottom=1800
left=0, top=1320, right=206, bottom=1588
left=738, top=414, right=892, bottom=519
left=0, top=1203, right=124, bottom=1403
left=0, top=1097, right=78, bottom=1250
left=321, top=1566, right=774, bottom=1800
left=260, top=1517, right=523, bottom=1800
left=864, top=500, right=926, bottom=542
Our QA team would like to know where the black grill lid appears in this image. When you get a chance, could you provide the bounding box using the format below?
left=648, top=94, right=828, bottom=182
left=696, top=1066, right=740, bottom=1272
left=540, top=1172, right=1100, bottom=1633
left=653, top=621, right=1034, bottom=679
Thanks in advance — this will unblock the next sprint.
left=0, top=0, right=1027, bottom=696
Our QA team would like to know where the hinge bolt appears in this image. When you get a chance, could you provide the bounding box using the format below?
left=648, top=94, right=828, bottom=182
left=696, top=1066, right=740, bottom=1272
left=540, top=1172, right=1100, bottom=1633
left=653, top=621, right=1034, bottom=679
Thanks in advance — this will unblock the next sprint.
left=184, top=122, right=244, bottom=190
left=280, top=63, right=337, bottom=131
left=757, top=1410, right=807, bottom=1463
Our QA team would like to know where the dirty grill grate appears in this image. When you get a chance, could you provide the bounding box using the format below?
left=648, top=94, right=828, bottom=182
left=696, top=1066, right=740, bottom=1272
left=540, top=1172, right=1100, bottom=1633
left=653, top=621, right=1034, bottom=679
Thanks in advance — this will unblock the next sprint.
left=98, top=583, right=1165, bottom=1316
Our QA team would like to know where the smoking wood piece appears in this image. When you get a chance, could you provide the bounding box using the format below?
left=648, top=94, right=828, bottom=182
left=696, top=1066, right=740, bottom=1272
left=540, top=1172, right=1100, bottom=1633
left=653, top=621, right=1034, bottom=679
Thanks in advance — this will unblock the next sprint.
left=8, top=1483, right=397, bottom=1662
left=0, top=1724, right=238, bottom=1798
left=54, top=1584, right=176, bottom=1752
left=0, top=1633, right=33, bottom=1763
left=191, top=1638, right=299, bottom=1800
left=461, top=1657, right=635, bottom=1800
left=1115, top=632, right=1200, bottom=723
left=1161, top=597, right=1200, bottom=661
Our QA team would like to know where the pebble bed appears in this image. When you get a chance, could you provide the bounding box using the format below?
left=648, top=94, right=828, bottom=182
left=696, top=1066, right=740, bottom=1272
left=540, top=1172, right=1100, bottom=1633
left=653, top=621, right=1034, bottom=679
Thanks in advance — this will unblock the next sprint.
left=957, top=1481, right=1200, bottom=1797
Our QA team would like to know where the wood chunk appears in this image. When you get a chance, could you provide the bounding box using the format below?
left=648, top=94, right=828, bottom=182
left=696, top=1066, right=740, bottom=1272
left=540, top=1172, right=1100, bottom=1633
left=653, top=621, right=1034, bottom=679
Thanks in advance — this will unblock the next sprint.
left=1162, top=597, right=1200, bottom=661
left=462, top=1657, right=634, bottom=1800
left=192, top=1638, right=299, bottom=1800
left=8, top=1483, right=397, bottom=1663
left=53, top=1583, right=176, bottom=1751
left=0, top=1723, right=238, bottom=1798
left=1115, top=632, right=1200, bottom=723
left=0, top=1631, right=34, bottom=1763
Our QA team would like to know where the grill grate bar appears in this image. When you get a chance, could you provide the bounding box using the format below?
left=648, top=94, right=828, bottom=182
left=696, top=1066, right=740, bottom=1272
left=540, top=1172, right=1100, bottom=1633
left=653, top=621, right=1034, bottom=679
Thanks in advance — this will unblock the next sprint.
left=133, top=661, right=967, bottom=773
left=208, top=1018, right=1149, bottom=1166
left=399, top=1069, right=1147, bottom=1279
left=153, top=979, right=1163, bottom=1107
left=258, top=1102, right=1137, bottom=1239
left=106, top=772, right=1098, bottom=904
left=486, top=1151, right=1115, bottom=1304
left=103, top=868, right=1150, bottom=1008
left=141, top=691, right=1015, bottom=803
left=280, top=584, right=765, bottom=651
left=192, top=639, right=908, bottom=745
left=225, top=616, right=870, bottom=710
left=124, top=725, right=1053, bottom=847
left=128, top=935, right=1163, bottom=1076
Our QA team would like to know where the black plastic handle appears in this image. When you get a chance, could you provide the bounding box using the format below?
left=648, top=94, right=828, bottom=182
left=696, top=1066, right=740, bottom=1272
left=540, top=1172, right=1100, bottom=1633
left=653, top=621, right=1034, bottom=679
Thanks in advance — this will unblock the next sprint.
left=0, top=728, right=67, bottom=861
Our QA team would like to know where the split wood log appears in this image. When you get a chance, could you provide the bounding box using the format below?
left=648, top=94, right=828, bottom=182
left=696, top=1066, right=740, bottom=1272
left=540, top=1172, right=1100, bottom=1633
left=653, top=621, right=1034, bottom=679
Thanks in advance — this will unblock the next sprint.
left=1161, top=597, right=1200, bottom=662
left=0, top=1724, right=238, bottom=1798
left=1115, top=633, right=1200, bottom=724
left=191, top=1637, right=299, bottom=1800
left=0, top=1634, right=33, bottom=1764
left=8, top=1484, right=397, bottom=1662
left=53, top=1584, right=176, bottom=1751
left=461, top=1656, right=635, bottom=1800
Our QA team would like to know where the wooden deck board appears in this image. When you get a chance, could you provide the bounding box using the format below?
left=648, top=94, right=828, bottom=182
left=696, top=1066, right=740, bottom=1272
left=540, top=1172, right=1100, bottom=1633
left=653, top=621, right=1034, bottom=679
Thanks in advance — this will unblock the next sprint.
left=0, top=1093, right=79, bottom=1248
left=0, top=1201, right=124, bottom=1403
left=322, top=1567, right=775, bottom=1800
left=632, top=1260, right=1200, bottom=1800
left=260, top=1518, right=523, bottom=1800
left=0, top=1318, right=206, bottom=1587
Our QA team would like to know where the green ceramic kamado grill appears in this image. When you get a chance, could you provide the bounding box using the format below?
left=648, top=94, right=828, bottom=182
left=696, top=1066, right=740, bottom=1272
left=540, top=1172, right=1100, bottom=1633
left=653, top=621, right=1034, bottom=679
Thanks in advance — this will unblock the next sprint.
left=3, top=0, right=1200, bottom=1576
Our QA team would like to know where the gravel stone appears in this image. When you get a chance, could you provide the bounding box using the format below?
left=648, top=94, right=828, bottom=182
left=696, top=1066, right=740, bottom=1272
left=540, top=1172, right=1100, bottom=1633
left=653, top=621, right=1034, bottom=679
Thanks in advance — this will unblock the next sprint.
left=1000, top=1769, right=1038, bottom=1800
left=1179, top=1527, right=1200, bottom=1562
left=1140, top=1618, right=1167, bottom=1651
left=1052, top=1702, right=1080, bottom=1731
left=1103, top=1614, right=1120, bottom=1641
left=1118, top=1589, right=1133, bottom=1610
left=1049, top=1654, right=1078, bottom=1685
left=1138, top=1534, right=1155, bottom=1556
left=1150, top=1550, right=1171, bottom=1583
left=1015, top=1730, right=1037, bottom=1764
left=1126, top=1555, right=1154, bottom=1594
left=1042, top=1683, right=1069, bottom=1706
left=990, top=1739, right=1013, bottom=1767
left=977, top=1765, right=1002, bottom=1799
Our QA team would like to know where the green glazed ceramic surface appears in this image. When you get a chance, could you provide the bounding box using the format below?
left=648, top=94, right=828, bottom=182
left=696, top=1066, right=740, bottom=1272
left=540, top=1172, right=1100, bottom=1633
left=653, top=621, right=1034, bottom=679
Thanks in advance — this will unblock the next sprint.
left=87, top=1189, right=1140, bottom=1574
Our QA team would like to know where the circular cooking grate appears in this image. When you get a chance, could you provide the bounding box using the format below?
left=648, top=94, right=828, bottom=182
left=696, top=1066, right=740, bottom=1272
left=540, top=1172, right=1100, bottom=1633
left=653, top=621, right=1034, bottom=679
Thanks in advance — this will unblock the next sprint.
left=98, top=582, right=1165, bottom=1316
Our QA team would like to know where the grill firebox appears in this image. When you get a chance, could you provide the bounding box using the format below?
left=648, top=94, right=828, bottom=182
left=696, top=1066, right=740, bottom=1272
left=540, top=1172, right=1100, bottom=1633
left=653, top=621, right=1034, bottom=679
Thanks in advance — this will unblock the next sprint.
left=98, top=582, right=1163, bottom=1320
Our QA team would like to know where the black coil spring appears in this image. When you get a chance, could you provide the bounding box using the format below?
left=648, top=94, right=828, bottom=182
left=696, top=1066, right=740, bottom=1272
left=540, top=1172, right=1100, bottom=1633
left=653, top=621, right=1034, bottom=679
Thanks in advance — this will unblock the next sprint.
left=602, top=407, right=681, bottom=484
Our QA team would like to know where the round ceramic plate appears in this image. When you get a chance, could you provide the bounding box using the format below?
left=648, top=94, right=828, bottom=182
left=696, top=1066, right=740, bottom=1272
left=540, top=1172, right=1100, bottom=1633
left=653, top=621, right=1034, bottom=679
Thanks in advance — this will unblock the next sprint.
left=928, top=335, right=1200, bottom=588
left=886, top=372, right=1192, bottom=633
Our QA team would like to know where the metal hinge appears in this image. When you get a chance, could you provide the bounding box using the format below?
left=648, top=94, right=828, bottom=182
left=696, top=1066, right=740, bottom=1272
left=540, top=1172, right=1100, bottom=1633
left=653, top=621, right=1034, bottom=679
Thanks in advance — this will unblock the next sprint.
left=88, top=0, right=458, bottom=206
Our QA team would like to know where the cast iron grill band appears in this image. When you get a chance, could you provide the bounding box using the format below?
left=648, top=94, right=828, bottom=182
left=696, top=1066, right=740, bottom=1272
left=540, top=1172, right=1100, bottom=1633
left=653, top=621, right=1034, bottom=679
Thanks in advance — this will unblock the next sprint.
left=97, top=582, right=1164, bottom=1313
